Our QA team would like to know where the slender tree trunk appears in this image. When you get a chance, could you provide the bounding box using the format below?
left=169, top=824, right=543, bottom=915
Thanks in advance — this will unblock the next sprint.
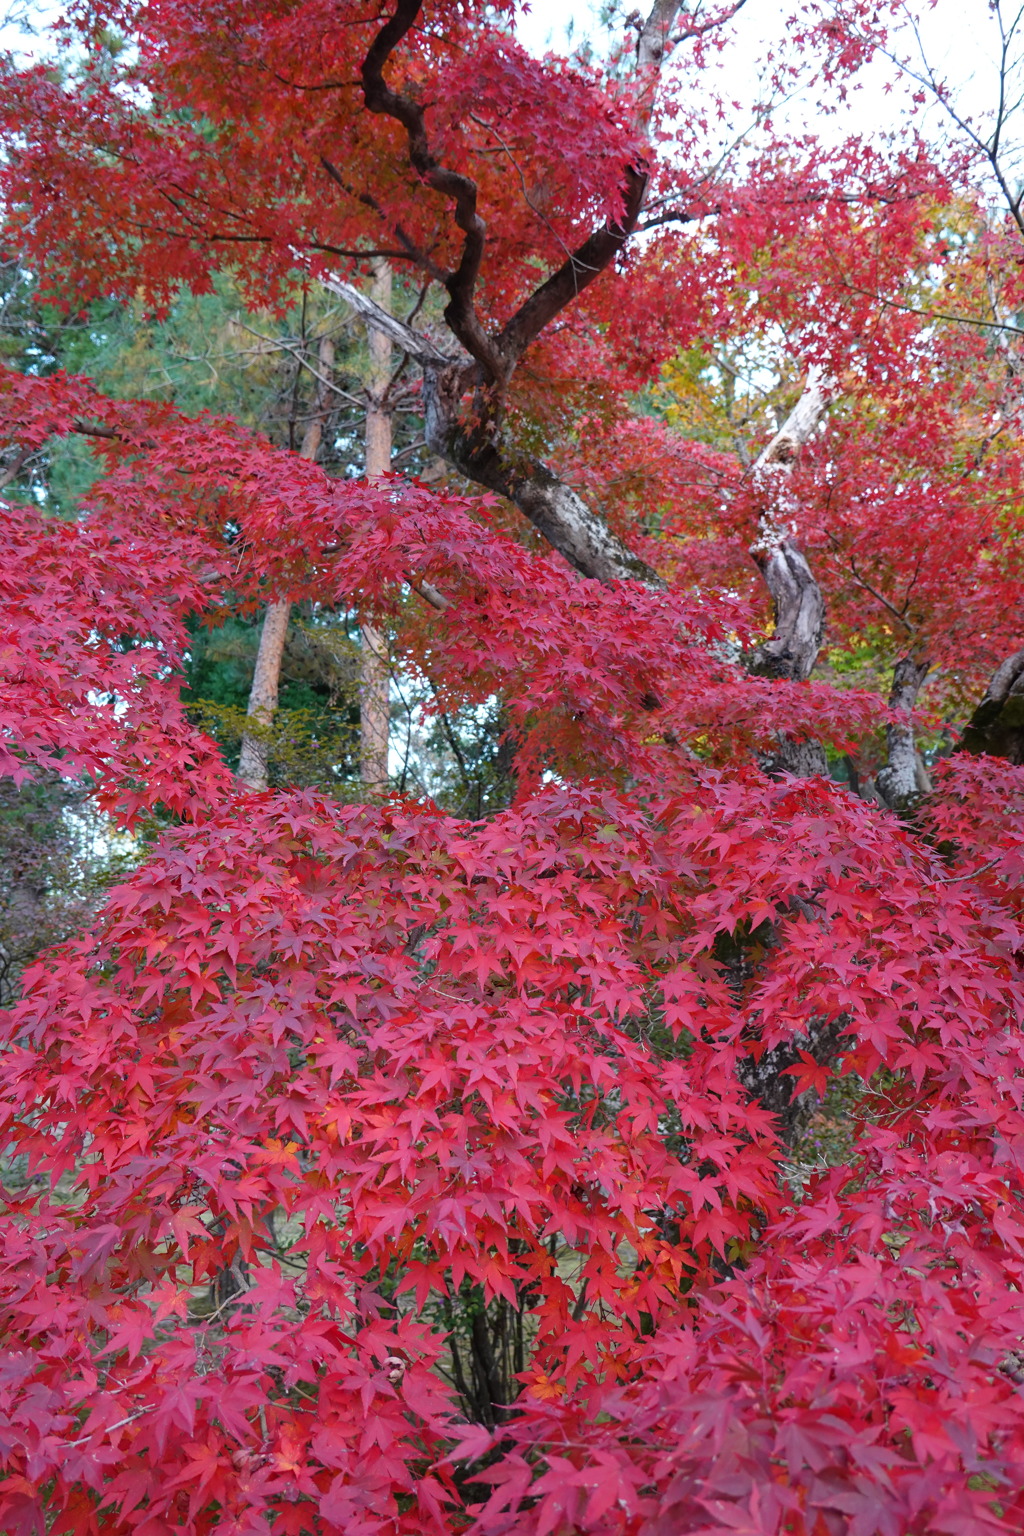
left=237, top=333, right=336, bottom=790
left=876, top=655, right=931, bottom=808
left=236, top=599, right=291, bottom=790
left=360, top=259, right=392, bottom=794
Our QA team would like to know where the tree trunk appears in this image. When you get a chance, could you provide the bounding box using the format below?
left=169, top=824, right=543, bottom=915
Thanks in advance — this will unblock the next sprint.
left=237, top=333, right=336, bottom=790
left=360, top=259, right=393, bottom=795
left=236, top=599, right=292, bottom=790
left=749, top=368, right=835, bottom=683
left=746, top=370, right=836, bottom=776
left=959, top=647, right=1024, bottom=764
left=876, top=655, right=931, bottom=808
left=749, top=543, right=826, bottom=685
left=422, top=387, right=659, bottom=584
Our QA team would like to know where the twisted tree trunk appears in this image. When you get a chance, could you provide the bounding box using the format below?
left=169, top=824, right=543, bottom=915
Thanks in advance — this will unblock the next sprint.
left=749, top=369, right=834, bottom=683
left=743, top=371, right=836, bottom=776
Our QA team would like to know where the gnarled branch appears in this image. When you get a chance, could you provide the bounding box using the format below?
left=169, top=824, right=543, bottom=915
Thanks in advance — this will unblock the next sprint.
left=360, top=0, right=502, bottom=375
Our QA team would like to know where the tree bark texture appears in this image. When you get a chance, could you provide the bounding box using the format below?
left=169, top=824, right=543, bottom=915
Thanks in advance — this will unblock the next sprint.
left=959, top=647, right=1024, bottom=764
left=749, top=543, right=825, bottom=685
left=237, top=333, right=336, bottom=790
left=876, top=655, right=931, bottom=809
left=745, top=371, right=836, bottom=776
left=360, top=259, right=393, bottom=795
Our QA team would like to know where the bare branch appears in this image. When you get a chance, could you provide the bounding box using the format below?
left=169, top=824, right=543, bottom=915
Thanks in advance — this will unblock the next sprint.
left=317, top=273, right=456, bottom=368
left=232, top=318, right=367, bottom=408
left=838, top=282, right=1024, bottom=339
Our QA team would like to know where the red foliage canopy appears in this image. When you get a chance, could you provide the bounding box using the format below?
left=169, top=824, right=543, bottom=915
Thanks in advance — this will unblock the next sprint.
left=3, top=2, right=1024, bottom=1533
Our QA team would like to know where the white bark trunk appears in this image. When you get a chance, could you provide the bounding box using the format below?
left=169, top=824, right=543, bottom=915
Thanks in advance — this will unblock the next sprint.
left=754, top=369, right=837, bottom=475
left=876, top=656, right=931, bottom=808
left=749, top=371, right=836, bottom=688
left=748, top=370, right=837, bottom=776
left=360, top=259, right=392, bottom=796
left=237, top=333, right=336, bottom=790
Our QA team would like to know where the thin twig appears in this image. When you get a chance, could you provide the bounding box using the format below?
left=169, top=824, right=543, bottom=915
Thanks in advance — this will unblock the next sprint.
left=66, top=1408, right=148, bottom=1448
left=933, top=855, right=1005, bottom=884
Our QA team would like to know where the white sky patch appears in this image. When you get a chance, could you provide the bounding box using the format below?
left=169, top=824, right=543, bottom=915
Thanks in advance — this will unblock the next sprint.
left=516, top=0, right=1016, bottom=173
left=0, top=2, right=59, bottom=64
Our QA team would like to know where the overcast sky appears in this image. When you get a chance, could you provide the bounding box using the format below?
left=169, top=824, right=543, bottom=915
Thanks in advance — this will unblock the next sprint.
left=516, top=0, right=1009, bottom=157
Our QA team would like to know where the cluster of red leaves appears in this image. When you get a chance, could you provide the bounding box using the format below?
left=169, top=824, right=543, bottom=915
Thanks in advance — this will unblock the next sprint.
left=2, top=762, right=1024, bottom=1533
left=0, top=0, right=954, bottom=362
left=4, top=3, right=1024, bottom=1531
left=0, top=496, right=232, bottom=822
left=0, top=366, right=887, bottom=790
left=473, top=758, right=1024, bottom=1535
left=0, top=0, right=644, bottom=323
left=3, top=362, right=1024, bottom=1532
left=557, top=305, right=1024, bottom=707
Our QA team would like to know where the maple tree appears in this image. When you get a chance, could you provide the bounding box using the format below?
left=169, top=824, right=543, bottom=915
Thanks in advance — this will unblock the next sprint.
left=4, top=1, right=1024, bottom=1533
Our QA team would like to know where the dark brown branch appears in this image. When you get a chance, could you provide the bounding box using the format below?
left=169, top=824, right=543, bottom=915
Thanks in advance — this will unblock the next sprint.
left=0, top=448, right=31, bottom=490
left=825, top=532, right=916, bottom=636
left=72, top=419, right=156, bottom=450
left=348, top=0, right=680, bottom=588
left=495, top=164, right=649, bottom=368
left=360, top=0, right=502, bottom=376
